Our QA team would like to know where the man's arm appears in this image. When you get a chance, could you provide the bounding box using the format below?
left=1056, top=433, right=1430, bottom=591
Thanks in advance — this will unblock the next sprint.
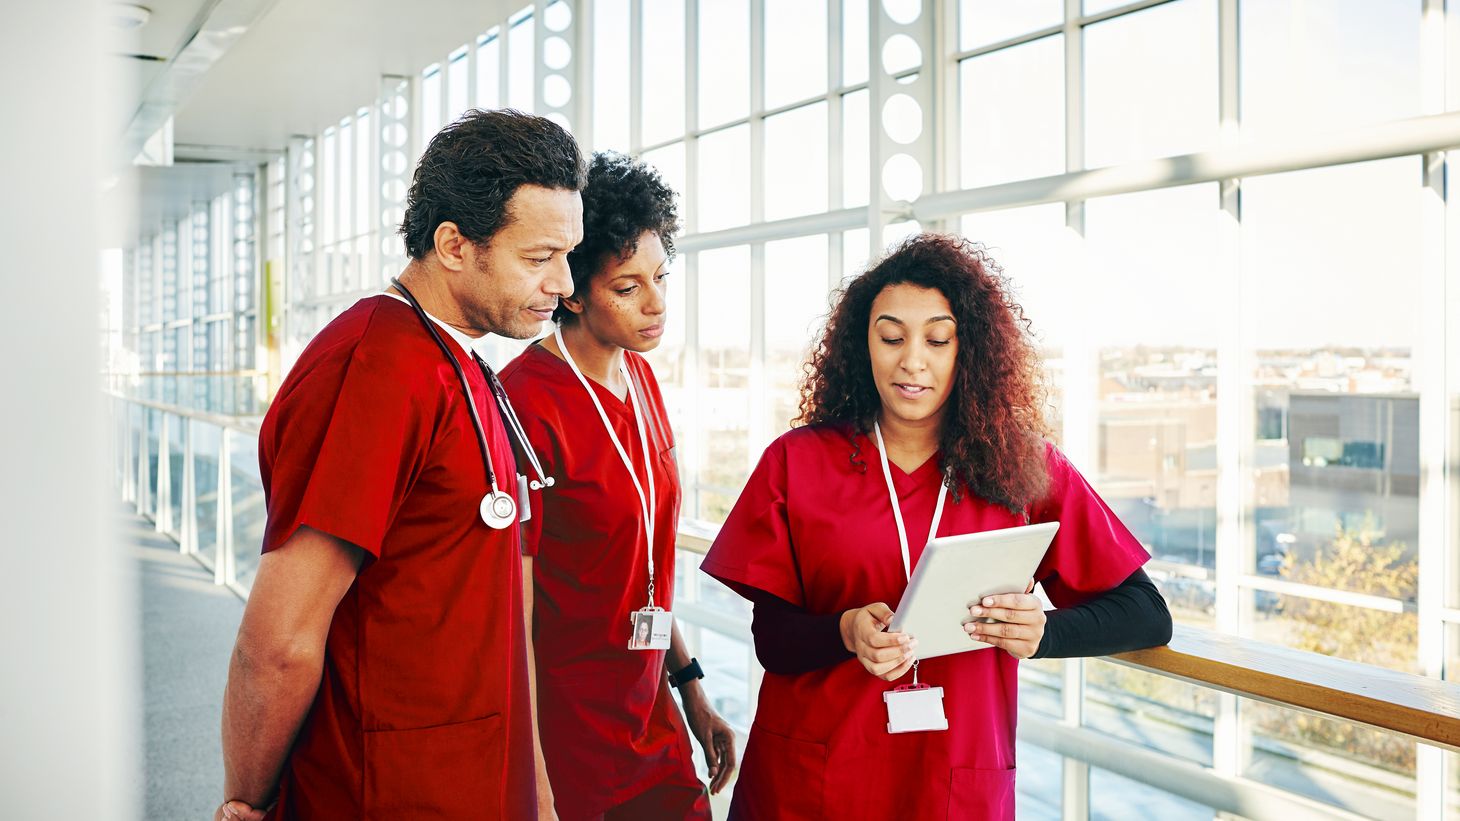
left=219, top=526, right=364, bottom=812
left=521, top=556, right=558, bottom=820
left=666, top=622, right=737, bottom=794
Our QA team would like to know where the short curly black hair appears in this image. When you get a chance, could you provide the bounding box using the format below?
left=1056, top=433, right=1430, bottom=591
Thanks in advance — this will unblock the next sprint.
left=556, top=151, right=680, bottom=323
left=400, top=108, right=585, bottom=260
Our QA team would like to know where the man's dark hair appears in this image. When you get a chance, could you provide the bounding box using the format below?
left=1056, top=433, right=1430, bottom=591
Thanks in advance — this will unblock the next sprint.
left=556, top=151, right=680, bottom=323
left=400, top=108, right=586, bottom=260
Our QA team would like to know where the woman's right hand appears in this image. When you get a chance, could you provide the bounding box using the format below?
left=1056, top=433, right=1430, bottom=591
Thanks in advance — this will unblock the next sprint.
left=839, top=603, right=917, bottom=681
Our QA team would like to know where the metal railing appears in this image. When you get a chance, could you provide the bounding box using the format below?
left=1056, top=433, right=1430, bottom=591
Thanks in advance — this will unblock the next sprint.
left=113, top=393, right=264, bottom=598
left=112, top=393, right=1460, bottom=819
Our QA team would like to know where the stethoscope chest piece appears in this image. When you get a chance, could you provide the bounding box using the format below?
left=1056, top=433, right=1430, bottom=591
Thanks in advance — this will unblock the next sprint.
left=388, top=277, right=557, bottom=533
left=480, top=490, right=518, bottom=529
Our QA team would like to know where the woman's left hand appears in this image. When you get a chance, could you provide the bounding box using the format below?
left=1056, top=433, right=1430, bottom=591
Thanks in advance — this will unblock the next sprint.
left=682, top=687, right=739, bottom=795
left=964, top=591, right=1046, bottom=660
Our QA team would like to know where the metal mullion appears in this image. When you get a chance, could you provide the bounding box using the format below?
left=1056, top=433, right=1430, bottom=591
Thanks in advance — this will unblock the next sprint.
left=180, top=420, right=195, bottom=554
left=137, top=409, right=151, bottom=516
left=640, top=86, right=863, bottom=156
left=338, top=122, right=353, bottom=291
left=865, top=0, right=885, bottom=252
left=440, top=50, right=453, bottom=123
left=950, top=25, right=1065, bottom=63
left=332, top=125, right=346, bottom=297
left=676, top=206, right=867, bottom=253
left=465, top=37, right=478, bottom=114
left=215, top=428, right=234, bottom=586
left=533, top=2, right=549, bottom=115
left=935, top=0, right=961, bottom=199
left=747, top=0, right=766, bottom=475
left=155, top=413, right=171, bottom=535
left=827, top=0, right=843, bottom=292
left=1060, top=656, right=1089, bottom=821
left=1416, top=3, right=1449, bottom=816
left=121, top=402, right=135, bottom=503
left=749, top=0, right=765, bottom=224
left=684, top=249, right=702, bottom=519
left=683, top=0, right=697, bottom=147
left=1074, top=0, right=1179, bottom=28
left=1060, top=0, right=1091, bottom=817
left=629, top=0, right=642, bottom=152
left=759, top=90, right=837, bottom=121
left=915, top=110, right=1460, bottom=220
left=638, top=135, right=689, bottom=155
left=1237, top=574, right=1411, bottom=614
left=498, top=16, right=511, bottom=120
left=1212, top=0, right=1247, bottom=784
left=366, top=96, right=381, bottom=291
left=676, top=1, right=699, bottom=516
left=748, top=241, right=766, bottom=473
left=1447, top=0, right=1460, bottom=674
left=1059, top=0, right=1092, bottom=472
left=575, top=0, right=595, bottom=148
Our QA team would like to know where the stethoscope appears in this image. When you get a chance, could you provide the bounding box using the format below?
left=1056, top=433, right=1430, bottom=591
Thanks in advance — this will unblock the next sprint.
left=390, top=278, right=554, bottom=529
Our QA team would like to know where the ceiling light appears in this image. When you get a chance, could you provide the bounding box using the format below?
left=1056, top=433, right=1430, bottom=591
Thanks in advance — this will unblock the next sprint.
left=111, top=4, right=151, bottom=30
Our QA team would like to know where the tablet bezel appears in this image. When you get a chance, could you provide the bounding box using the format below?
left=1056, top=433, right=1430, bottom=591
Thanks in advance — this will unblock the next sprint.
left=887, top=521, right=1060, bottom=660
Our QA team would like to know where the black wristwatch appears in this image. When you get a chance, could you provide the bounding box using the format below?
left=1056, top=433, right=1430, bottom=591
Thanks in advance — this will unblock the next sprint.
left=668, top=658, right=705, bottom=688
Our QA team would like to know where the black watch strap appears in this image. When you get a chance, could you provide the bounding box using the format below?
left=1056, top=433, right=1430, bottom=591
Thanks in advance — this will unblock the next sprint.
left=668, top=658, right=704, bottom=688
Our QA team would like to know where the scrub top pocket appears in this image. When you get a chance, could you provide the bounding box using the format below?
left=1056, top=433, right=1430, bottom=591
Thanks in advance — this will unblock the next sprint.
left=947, top=765, right=1016, bottom=821
left=362, top=713, right=504, bottom=819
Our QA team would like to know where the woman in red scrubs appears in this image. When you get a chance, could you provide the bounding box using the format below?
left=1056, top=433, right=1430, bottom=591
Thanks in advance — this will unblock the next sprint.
left=501, top=151, right=737, bottom=820
left=700, top=235, right=1172, bottom=820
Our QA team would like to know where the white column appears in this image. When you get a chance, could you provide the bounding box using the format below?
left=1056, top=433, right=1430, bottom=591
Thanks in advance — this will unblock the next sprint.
left=0, top=1, right=139, bottom=815
left=535, top=1, right=580, bottom=138
left=284, top=135, right=317, bottom=365
left=378, top=75, right=412, bottom=286
left=867, top=0, right=936, bottom=252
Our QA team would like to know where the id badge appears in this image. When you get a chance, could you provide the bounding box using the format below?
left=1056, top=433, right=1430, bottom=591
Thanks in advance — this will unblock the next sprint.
left=516, top=473, right=531, bottom=523
left=884, top=683, right=948, bottom=734
left=628, top=606, right=673, bottom=650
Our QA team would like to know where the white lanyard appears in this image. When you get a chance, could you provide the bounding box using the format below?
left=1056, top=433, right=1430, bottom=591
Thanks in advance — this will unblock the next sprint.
left=873, top=421, right=948, bottom=581
left=874, top=421, right=948, bottom=688
left=554, top=326, right=659, bottom=606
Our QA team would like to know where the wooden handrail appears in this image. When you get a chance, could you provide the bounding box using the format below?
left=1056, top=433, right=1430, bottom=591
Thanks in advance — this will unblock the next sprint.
left=1111, top=627, right=1460, bottom=753
left=676, top=522, right=1460, bottom=753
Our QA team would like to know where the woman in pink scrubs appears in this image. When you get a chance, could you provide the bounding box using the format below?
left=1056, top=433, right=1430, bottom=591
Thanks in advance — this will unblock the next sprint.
left=501, top=152, right=737, bottom=820
left=700, top=235, right=1172, bottom=820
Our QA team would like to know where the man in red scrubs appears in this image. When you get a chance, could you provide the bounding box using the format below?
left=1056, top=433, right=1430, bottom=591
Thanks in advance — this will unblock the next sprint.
left=214, top=110, right=584, bottom=820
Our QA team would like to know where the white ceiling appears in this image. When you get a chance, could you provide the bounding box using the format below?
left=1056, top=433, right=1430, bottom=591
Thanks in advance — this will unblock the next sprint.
left=107, top=0, right=216, bottom=135
left=172, top=0, right=522, bottom=152
left=108, top=0, right=523, bottom=246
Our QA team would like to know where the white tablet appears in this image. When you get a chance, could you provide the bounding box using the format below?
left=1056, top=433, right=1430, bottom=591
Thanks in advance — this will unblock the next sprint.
left=888, top=521, right=1059, bottom=660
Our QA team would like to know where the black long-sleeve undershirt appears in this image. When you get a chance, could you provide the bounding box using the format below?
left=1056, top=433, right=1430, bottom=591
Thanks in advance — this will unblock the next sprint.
left=749, top=568, right=1173, bottom=675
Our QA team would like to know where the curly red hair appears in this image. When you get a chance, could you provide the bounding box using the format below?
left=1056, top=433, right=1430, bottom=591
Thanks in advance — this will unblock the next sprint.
left=795, top=234, right=1050, bottom=512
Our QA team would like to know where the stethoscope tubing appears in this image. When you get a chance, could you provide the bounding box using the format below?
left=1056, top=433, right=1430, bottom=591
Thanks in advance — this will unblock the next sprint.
left=389, top=278, right=554, bottom=495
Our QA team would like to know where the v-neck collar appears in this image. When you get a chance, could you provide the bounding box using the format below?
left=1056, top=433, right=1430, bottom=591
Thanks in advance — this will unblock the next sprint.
left=863, top=428, right=941, bottom=493
left=529, top=342, right=636, bottom=415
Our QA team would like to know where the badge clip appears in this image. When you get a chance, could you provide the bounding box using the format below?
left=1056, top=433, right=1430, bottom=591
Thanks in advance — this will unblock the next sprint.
left=628, top=606, right=673, bottom=650
left=884, top=681, right=948, bottom=734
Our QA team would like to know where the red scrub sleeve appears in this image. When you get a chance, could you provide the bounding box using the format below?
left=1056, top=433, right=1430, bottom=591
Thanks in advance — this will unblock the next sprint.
left=1030, top=443, right=1152, bottom=609
left=261, top=342, right=430, bottom=561
left=700, top=441, right=807, bottom=608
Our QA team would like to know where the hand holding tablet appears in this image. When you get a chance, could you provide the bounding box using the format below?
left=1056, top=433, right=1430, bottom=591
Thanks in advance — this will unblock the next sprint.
left=887, top=521, right=1059, bottom=660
